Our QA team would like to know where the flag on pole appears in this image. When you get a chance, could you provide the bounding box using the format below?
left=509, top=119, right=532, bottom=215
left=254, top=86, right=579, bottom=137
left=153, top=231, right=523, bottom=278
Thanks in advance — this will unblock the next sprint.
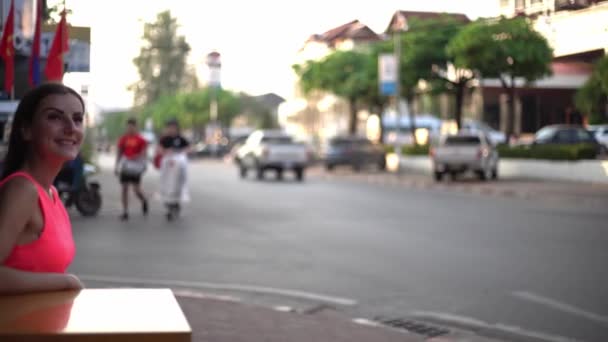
left=29, top=0, right=42, bottom=86
left=0, top=0, right=15, bottom=94
left=44, top=9, right=69, bottom=82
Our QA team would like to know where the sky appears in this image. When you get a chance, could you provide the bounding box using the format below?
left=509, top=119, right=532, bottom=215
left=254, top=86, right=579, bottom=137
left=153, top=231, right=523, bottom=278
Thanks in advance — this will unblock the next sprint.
left=57, top=0, right=500, bottom=112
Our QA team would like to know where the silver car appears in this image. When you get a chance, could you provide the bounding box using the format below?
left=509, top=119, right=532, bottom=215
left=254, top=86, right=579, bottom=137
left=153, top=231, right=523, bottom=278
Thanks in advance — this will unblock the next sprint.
left=431, top=132, right=499, bottom=181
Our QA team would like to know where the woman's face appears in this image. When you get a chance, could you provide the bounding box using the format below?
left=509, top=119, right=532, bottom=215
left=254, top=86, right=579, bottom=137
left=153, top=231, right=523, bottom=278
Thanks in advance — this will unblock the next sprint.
left=24, top=93, right=85, bottom=163
left=166, top=124, right=178, bottom=136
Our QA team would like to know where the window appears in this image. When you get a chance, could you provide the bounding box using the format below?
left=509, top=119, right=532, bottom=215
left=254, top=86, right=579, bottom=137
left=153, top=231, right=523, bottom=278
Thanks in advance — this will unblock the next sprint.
left=535, top=127, right=556, bottom=142
left=261, top=136, right=293, bottom=144
left=575, top=129, right=593, bottom=142
left=554, top=130, right=572, bottom=143
left=445, top=136, right=481, bottom=145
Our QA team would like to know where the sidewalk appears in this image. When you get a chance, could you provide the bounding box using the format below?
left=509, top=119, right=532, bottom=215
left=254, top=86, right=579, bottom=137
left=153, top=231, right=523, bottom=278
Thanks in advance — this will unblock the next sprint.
left=308, top=165, right=608, bottom=209
left=174, top=292, right=502, bottom=342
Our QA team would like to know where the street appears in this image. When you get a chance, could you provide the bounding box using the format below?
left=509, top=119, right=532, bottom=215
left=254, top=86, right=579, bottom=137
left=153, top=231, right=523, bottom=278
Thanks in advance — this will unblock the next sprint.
left=70, top=155, right=608, bottom=342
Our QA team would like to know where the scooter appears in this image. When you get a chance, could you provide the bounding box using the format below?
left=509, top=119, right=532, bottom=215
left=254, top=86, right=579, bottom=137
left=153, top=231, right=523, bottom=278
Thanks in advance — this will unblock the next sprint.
left=55, top=162, right=102, bottom=217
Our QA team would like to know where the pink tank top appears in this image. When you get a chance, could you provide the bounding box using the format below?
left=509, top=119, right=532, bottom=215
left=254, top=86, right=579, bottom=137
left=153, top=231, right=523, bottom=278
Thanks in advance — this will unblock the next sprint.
left=1, top=172, right=75, bottom=273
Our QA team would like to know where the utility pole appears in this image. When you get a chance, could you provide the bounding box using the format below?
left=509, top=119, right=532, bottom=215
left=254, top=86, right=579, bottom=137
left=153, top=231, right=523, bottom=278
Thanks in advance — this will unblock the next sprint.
left=206, top=51, right=221, bottom=155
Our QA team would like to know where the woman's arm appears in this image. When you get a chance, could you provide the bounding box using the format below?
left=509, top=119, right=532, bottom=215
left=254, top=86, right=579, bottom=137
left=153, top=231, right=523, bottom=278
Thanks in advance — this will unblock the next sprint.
left=0, top=178, right=83, bottom=294
left=0, top=267, right=82, bottom=294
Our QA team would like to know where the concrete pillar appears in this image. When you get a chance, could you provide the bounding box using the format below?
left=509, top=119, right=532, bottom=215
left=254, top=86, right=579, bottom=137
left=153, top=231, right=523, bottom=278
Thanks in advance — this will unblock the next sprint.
left=470, top=88, right=484, bottom=121
left=499, top=93, right=508, bottom=133
left=514, top=96, right=523, bottom=136
left=440, top=94, right=450, bottom=120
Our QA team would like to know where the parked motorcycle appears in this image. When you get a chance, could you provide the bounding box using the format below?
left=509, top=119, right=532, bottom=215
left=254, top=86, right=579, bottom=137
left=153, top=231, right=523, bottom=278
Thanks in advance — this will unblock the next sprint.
left=54, top=161, right=102, bottom=217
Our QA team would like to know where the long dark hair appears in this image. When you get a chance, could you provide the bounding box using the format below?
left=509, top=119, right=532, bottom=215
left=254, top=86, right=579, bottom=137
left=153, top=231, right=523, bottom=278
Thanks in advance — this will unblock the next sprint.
left=1, top=83, right=85, bottom=180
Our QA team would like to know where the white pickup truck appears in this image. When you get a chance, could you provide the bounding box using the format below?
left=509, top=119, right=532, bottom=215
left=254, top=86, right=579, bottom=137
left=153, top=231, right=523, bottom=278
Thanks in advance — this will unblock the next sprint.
left=236, top=130, right=311, bottom=181
left=430, top=132, right=499, bottom=181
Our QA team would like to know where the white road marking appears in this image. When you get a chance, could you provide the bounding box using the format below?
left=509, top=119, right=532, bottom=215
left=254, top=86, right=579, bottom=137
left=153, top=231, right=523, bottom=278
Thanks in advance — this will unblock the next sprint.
left=79, top=274, right=357, bottom=306
left=411, top=311, right=579, bottom=342
left=171, top=289, right=240, bottom=302
left=513, top=291, right=608, bottom=326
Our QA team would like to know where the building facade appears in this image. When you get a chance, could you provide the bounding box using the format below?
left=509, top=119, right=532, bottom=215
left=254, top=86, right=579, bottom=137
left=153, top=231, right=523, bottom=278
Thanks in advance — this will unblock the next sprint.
left=279, top=20, right=381, bottom=148
left=479, top=0, right=608, bottom=134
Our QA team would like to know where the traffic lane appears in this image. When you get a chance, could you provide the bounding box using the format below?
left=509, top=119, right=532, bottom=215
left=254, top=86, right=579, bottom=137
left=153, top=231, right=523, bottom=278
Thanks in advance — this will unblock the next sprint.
left=71, top=159, right=608, bottom=341
left=186, top=160, right=608, bottom=341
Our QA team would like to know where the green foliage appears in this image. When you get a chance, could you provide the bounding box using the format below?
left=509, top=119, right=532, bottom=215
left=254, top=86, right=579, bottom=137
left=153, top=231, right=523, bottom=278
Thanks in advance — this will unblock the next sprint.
left=575, top=57, right=608, bottom=124
left=448, top=17, right=552, bottom=137
left=384, top=144, right=430, bottom=155
left=99, top=111, right=131, bottom=143
left=130, top=11, right=195, bottom=107
left=448, top=17, right=553, bottom=82
left=402, top=144, right=430, bottom=155
left=497, top=144, right=597, bottom=160
left=294, top=50, right=374, bottom=133
left=384, top=145, right=396, bottom=154
left=80, top=130, right=95, bottom=164
left=139, top=88, right=242, bottom=133
left=401, top=17, right=472, bottom=128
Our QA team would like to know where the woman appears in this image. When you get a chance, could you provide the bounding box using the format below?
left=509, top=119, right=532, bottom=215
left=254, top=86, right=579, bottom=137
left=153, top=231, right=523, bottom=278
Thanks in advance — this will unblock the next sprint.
left=157, top=119, right=190, bottom=221
left=0, top=83, right=85, bottom=294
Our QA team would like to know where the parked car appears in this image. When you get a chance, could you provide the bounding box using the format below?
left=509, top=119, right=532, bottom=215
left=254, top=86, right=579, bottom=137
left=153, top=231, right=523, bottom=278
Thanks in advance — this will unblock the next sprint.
left=236, top=130, right=311, bottom=181
left=533, top=125, right=602, bottom=155
left=189, top=142, right=230, bottom=159
left=587, top=125, right=608, bottom=149
left=461, top=119, right=506, bottom=145
left=431, top=132, right=499, bottom=181
left=322, top=136, right=386, bottom=171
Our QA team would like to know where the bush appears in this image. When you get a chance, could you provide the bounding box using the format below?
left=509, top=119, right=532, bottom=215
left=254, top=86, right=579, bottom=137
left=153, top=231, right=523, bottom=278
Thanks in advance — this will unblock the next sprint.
left=383, top=144, right=430, bottom=156
left=497, top=143, right=597, bottom=161
left=402, top=144, right=430, bottom=156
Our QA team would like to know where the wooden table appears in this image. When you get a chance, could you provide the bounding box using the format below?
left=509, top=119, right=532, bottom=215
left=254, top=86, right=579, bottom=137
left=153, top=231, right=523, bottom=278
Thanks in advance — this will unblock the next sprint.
left=0, top=288, right=191, bottom=342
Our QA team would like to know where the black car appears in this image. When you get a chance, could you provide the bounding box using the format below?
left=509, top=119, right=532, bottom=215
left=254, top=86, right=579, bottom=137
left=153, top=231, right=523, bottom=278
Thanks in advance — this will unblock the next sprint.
left=533, top=124, right=602, bottom=155
left=323, top=136, right=386, bottom=171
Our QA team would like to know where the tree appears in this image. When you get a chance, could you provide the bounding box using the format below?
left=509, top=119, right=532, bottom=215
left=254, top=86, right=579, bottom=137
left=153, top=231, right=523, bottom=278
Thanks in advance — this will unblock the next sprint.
left=402, top=17, right=472, bottom=129
left=575, top=56, right=608, bottom=124
left=130, top=11, right=194, bottom=107
left=448, top=17, right=553, bottom=138
left=99, top=111, right=130, bottom=142
left=294, top=50, right=371, bottom=134
left=140, top=87, right=242, bottom=137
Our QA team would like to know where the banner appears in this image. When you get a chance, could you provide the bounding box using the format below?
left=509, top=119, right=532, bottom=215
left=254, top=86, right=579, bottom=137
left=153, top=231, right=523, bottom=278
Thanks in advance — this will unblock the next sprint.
left=379, top=53, right=397, bottom=96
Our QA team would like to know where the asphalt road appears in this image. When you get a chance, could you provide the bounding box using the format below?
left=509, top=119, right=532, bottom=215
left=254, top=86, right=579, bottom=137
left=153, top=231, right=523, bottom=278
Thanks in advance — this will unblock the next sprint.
left=70, top=155, right=608, bottom=342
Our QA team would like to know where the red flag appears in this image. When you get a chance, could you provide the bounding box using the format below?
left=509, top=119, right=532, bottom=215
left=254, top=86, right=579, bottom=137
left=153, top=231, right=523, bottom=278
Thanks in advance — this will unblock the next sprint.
left=0, top=0, right=15, bottom=94
left=44, top=10, right=69, bottom=82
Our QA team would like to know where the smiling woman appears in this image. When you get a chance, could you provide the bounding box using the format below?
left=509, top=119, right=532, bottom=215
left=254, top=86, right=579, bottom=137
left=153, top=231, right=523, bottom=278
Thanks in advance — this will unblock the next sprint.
left=0, top=83, right=86, bottom=294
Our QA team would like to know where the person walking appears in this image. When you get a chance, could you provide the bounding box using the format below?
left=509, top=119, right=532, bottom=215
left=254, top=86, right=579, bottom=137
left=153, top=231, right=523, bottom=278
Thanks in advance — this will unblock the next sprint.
left=115, top=118, right=149, bottom=221
left=157, top=119, right=190, bottom=221
left=0, top=83, right=85, bottom=294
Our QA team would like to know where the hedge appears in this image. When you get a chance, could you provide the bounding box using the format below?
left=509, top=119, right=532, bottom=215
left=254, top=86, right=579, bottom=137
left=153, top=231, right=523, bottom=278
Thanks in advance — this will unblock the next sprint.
left=496, top=143, right=597, bottom=161
left=385, top=143, right=598, bottom=160
left=384, top=144, right=430, bottom=156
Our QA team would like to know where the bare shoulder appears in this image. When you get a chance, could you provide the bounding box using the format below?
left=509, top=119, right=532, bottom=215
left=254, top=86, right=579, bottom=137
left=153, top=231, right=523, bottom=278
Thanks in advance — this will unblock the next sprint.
left=0, top=177, right=39, bottom=207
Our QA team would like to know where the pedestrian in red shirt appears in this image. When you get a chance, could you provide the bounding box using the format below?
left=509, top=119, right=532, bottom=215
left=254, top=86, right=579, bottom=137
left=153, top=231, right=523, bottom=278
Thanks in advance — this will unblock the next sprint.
left=115, top=118, right=148, bottom=221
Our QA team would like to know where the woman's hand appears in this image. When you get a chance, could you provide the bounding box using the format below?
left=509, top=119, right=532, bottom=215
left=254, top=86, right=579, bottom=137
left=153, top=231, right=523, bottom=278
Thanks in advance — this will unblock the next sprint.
left=64, top=274, right=84, bottom=290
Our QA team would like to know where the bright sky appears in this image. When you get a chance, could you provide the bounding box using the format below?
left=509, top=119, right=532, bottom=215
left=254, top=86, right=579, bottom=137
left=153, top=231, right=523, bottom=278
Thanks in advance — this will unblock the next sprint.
left=58, top=0, right=499, bottom=112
